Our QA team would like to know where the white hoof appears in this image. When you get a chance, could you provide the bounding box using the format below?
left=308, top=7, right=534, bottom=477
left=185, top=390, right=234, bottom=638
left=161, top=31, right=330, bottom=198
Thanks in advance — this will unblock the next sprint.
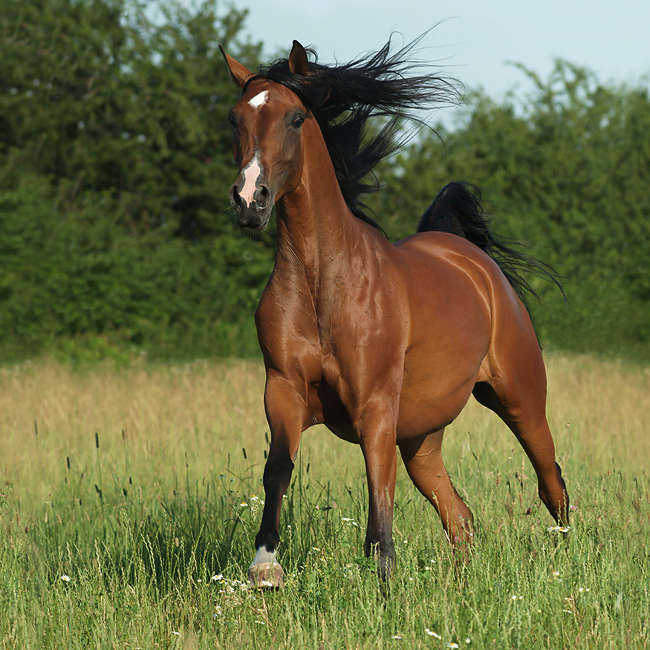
left=248, top=561, right=284, bottom=588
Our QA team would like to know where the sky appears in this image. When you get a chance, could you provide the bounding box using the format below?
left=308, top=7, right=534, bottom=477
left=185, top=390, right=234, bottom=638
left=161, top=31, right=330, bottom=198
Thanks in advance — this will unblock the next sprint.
left=223, top=0, right=650, bottom=104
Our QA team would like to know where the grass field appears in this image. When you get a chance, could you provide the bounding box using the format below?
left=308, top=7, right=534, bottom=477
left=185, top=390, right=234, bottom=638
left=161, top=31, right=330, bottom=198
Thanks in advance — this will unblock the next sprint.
left=0, top=353, right=648, bottom=648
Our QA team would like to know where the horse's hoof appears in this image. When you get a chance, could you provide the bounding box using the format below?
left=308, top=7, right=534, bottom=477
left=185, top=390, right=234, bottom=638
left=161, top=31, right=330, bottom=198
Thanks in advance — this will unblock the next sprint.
left=248, top=561, right=284, bottom=589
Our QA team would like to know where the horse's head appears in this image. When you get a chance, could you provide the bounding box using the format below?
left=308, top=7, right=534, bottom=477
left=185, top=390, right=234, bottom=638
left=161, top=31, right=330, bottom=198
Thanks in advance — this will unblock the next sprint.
left=221, top=42, right=312, bottom=231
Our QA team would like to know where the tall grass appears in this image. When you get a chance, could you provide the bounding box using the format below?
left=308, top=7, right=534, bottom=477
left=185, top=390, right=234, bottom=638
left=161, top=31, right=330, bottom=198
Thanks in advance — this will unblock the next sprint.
left=0, top=354, right=647, bottom=648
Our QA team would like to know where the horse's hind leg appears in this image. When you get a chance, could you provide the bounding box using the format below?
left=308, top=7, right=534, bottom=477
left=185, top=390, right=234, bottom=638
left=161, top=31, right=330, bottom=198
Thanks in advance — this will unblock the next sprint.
left=473, top=379, right=569, bottom=525
left=399, top=430, right=474, bottom=547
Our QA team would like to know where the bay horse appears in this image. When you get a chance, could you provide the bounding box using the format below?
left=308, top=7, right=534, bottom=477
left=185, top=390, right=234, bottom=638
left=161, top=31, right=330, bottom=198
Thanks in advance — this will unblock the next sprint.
left=220, top=38, right=569, bottom=587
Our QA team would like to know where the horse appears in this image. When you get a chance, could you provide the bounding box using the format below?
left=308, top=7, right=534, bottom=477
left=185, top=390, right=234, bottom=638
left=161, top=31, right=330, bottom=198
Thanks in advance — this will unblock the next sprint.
left=220, top=37, right=569, bottom=587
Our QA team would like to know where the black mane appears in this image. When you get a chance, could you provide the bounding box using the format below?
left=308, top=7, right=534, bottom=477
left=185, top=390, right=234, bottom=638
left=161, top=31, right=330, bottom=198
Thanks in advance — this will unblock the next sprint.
left=253, top=34, right=460, bottom=230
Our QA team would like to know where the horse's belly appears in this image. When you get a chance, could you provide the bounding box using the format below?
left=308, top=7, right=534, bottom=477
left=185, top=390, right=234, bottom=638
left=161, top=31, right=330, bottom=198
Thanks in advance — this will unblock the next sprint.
left=308, top=330, right=487, bottom=442
left=396, top=345, right=484, bottom=438
left=396, top=380, right=475, bottom=437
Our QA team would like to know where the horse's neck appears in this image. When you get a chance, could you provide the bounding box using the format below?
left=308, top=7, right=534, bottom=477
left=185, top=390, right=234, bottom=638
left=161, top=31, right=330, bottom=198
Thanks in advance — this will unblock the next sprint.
left=275, top=132, right=363, bottom=290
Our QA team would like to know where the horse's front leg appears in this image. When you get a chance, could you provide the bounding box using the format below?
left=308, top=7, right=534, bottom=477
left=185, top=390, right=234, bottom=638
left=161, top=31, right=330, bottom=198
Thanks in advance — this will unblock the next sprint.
left=248, top=371, right=310, bottom=588
left=359, top=406, right=398, bottom=582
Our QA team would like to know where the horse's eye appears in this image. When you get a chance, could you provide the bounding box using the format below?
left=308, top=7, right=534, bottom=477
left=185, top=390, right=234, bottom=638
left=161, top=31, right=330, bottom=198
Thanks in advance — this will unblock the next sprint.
left=291, top=114, right=305, bottom=128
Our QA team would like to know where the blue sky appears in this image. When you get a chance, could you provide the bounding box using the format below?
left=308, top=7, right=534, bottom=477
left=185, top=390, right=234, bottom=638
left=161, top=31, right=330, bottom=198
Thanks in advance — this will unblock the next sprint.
left=224, top=0, right=649, bottom=100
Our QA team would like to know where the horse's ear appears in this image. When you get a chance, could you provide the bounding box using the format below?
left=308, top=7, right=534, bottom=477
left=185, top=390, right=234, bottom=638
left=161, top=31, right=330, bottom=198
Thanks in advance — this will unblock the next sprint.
left=289, top=40, right=329, bottom=107
left=219, top=46, right=253, bottom=87
left=288, top=40, right=309, bottom=75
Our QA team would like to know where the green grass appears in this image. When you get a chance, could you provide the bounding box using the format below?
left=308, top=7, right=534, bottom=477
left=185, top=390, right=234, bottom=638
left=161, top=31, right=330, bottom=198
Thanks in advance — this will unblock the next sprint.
left=0, top=355, right=648, bottom=648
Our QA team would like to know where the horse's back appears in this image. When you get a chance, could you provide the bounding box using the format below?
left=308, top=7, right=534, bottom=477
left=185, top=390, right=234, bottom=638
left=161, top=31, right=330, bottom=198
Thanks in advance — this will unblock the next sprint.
left=395, top=230, right=526, bottom=319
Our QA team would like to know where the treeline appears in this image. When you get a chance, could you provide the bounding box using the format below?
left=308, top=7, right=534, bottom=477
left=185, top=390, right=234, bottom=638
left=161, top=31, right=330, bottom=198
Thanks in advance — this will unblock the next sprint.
left=0, top=0, right=270, bottom=360
left=1, top=0, right=649, bottom=362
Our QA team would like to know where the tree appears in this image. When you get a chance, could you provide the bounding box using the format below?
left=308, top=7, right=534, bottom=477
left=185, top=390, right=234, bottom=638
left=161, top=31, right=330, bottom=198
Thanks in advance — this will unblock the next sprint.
left=0, top=0, right=273, bottom=360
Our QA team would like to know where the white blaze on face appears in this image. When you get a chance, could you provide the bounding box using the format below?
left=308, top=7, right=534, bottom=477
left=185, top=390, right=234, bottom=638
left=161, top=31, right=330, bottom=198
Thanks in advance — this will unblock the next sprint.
left=248, top=90, right=268, bottom=109
left=239, top=153, right=262, bottom=206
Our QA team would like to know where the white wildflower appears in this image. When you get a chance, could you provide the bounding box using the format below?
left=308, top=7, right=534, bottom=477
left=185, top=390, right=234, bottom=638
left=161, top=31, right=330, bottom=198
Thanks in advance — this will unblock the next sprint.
left=547, top=525, right=570, bottom=533
left=425, top=628, right=442, bottom=639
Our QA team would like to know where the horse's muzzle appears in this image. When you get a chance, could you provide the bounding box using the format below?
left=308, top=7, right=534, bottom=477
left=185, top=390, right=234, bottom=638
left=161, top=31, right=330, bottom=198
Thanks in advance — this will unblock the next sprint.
left=230, top=182, right=273, bottom=231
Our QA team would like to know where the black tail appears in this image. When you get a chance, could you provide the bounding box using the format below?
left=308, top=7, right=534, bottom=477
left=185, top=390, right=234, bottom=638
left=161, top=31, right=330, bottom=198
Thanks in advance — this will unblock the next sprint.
left=418, top=182, right=563, bottom=306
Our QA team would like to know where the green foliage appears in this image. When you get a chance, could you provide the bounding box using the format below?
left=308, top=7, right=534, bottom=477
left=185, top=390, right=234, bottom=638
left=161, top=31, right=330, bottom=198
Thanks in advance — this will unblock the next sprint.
left=0, top=0, right=273, bottom=361
left=0, top=0, right=259, bottom=236
left=0, top=2, right=648, bottom=361
left=0, top=177, right=271, bottom=361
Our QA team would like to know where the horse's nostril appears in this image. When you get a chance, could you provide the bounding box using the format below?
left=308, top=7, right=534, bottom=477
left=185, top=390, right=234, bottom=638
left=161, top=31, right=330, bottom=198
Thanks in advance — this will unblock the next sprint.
left=230, top=184, right=242, bottom=207
left=255, top=184, right=270, bottom=209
